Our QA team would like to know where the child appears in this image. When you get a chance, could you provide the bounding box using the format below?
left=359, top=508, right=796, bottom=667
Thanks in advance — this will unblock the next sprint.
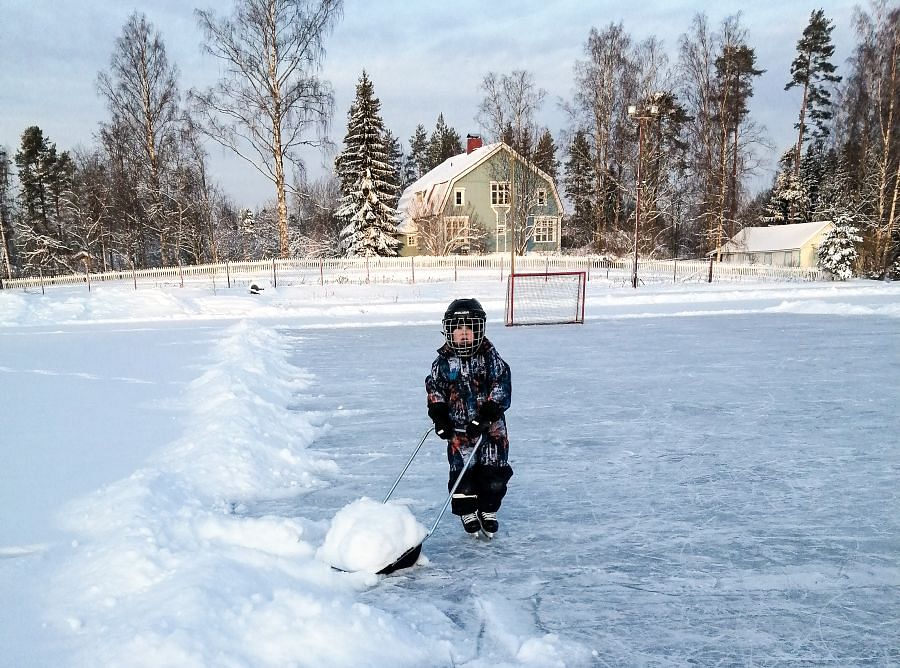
left=425, top=298, right=513, bottom=536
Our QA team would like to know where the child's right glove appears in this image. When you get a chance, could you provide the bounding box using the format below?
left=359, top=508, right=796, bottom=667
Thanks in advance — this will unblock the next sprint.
left=465, top=401, right=504, bottom=438
left=427, top=402, right=455, bottom=440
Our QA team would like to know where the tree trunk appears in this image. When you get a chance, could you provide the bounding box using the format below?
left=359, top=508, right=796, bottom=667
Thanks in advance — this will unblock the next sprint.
left=0, top=218, right=11, bottom=279
left=794, top=54, right=811, bottom=176
left=878, top=32, right=898, bottom=274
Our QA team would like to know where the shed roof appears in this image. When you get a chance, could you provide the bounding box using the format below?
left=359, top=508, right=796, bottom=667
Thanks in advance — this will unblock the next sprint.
left=722, top=220, right=833, bottom=253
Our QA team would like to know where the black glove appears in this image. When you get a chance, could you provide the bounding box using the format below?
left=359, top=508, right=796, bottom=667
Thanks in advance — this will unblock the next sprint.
left=428, top=402, right=455, bottom=440
left=466, top=401, right=504, bottom=438
left=465, top=418, right=487, bottom=439
left=478, top=400, right=504, bottom=423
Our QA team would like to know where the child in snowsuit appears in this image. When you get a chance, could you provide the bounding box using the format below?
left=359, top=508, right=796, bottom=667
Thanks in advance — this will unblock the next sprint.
left=425, top=298, right=513, bottom=536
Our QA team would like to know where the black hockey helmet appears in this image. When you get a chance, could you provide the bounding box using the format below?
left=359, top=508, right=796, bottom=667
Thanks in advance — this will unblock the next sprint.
left=442, top=298, right=486, bottom=357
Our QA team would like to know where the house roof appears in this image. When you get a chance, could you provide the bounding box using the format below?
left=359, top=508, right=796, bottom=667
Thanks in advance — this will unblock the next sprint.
left=395, top=142, right=563, bottom=233
left=721, top=220, right=833, bottom=253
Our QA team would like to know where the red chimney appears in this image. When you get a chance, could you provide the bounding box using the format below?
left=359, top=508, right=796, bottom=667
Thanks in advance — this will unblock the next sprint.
left=466, top=134, right=483, bottom=154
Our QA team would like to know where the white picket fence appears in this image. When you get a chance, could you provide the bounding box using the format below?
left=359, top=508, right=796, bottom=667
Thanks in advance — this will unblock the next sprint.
left=0, top=255, right=825, bottom=291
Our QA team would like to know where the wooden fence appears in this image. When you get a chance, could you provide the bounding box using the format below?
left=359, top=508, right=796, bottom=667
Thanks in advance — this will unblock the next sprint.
left=0, top=255, right=825, bottom=291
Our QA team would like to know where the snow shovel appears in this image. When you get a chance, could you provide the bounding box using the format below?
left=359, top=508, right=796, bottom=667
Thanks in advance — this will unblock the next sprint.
left=381, top=426, right=434, bottom=504
left=377, top=431, right=483, bottom=575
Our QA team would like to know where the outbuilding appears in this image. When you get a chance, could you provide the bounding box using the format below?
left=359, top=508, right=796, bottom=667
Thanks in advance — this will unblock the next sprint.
left=717, top=220, right=834, bottom=268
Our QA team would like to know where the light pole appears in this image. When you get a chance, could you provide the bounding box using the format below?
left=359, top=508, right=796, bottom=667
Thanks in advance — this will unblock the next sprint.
left=627, top=103, right=659, bottom=289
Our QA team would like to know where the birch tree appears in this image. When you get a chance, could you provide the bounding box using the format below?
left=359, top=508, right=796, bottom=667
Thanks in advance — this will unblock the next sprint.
left=97, top=12, right=180, bottom=266
left=0, top=148, right=14, bottom=278
left=193, top=0, right=342, bottom=258
left=478, top=69, right=548, bottom=255
left=566, top=24, right=639, bottom=253
left=837, top=1, right=900, bottom=276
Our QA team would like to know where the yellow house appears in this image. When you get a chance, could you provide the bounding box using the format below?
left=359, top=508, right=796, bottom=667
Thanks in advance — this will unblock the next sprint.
left=717, top=221, right=834, bottom=268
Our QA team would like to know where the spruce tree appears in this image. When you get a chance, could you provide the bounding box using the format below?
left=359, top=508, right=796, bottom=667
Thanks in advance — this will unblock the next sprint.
left=763, top=150, right=809, bottom=225
left=335, top=71, right=400, bottom=257
left=786, top=9, right=842, bottom=168
left=563, top=130, right=595, bottom=248
left=407, top=124, right=429, bottom=181
left=384, top=130, right=404, bottom=206
left=426, top=114, right=463, bottom=171
left=533, top=129, right=559, bottom=181
left=14, top=127, right=74, bottom=272
left=818, top=211, right=861, bottom=280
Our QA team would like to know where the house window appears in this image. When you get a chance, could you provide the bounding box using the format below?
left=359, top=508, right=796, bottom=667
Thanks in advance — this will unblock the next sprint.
left=491, top=181, right=510, bottom=206
left=416, top=191, right=425, bottom=204
left=537, top=189, right=547, bottom=206
left=454, top=188, right=465, bottom=206
left=407, top=234, right=417, bottom=248
left=533, top=217, right=557, bottom=243
left=445, top=216, right=470, bottom=243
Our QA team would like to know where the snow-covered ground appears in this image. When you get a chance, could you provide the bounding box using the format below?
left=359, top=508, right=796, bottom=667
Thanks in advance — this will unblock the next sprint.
left=1, top=277, right=898, bottom=667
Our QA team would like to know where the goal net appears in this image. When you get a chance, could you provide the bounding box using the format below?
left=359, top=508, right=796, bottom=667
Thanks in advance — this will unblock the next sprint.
left=505, top=271, right=586, bottom=326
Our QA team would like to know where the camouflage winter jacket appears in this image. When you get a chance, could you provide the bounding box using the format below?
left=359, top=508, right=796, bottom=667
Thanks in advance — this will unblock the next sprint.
left=425, top=337, right=512, bottom=431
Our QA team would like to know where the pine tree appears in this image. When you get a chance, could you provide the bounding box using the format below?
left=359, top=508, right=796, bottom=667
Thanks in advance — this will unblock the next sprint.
left=533, top=129, right=559, bottom=181
left=786, top=9, right=842, bottom=169
left=563, top=130, right=595, bottom=248
left=426, top=114, right=463, bottom=171
left=335, top=71, right=400, bottom=257
left=818, top=211, right=861, bottom=280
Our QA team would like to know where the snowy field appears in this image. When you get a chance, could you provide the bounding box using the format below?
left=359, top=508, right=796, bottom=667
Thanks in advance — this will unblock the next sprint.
left=1, top=277, right=898, bottom=667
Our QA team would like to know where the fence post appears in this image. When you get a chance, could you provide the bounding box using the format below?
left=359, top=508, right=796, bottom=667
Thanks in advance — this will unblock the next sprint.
left=366, top=257, right=370, bottom=283
left=225, top=260, right=231, bottom=289
left=454, top=255, right=458, bottom=282
left=272, top=258, right=277, bottom=288
left=707, top=256, right=714, bottom=283
left=410, top=256, right=415, bottom=284
left=39, top=268, right=45, bottom=295
left=673, top=258, right=677, bottom=283
left=319, top=258, right=324, bottom=286
left=179, top=263, right=184, bottom=289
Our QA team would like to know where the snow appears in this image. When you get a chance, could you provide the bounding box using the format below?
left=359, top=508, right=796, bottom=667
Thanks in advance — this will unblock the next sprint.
left=1, top=277, right=898, bottom=666
left=318, top=497, right=427, bottom=573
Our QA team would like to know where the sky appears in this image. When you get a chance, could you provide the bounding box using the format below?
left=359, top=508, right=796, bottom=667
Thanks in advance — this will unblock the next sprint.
left=0, top=0, right=862, bottom=209
left=1, top=273, right=897, bottom=666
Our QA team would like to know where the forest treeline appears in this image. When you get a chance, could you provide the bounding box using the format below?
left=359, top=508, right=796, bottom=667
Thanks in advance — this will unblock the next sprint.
left=0, top=0, right=897, bottom=280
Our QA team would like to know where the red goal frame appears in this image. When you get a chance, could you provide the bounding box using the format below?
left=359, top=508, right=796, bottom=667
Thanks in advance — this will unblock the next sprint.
left=505, top=271, right=587, bottom=326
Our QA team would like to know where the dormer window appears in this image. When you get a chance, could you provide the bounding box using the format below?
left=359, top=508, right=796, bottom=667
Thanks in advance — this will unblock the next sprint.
left=537, top=189, right=547, bottom=206
left=454, top=188, right=465, bottom=206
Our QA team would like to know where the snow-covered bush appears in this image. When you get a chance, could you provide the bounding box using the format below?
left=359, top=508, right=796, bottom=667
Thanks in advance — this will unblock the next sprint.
left=817, top=213, right=861, bottom=280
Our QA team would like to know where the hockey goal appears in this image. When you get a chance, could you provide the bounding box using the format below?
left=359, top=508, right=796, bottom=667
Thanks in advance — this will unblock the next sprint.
left=505, top=271, right=587, bottom=326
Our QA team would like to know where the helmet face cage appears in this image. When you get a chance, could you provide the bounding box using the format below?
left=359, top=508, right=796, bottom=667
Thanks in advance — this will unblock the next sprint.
left=442, top=313, right=485, bottom=357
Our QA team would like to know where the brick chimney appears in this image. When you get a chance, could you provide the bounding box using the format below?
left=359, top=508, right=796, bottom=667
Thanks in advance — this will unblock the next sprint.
left=466, top=134, right=483, bottom=154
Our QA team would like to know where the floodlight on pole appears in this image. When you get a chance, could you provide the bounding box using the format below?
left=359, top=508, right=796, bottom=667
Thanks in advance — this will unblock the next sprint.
left=628, top=103, right=659, bottom=289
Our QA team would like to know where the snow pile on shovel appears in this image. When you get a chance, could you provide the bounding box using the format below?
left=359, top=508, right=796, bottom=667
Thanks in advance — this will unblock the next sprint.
left=318, top=497, right=428, bottom=573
